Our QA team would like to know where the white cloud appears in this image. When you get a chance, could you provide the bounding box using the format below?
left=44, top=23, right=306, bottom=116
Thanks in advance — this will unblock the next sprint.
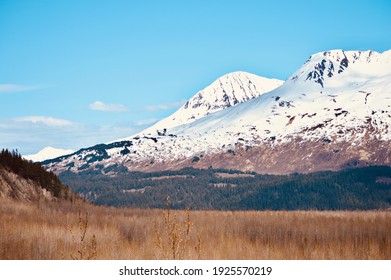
left=0, top=84, right=40, bottom=93
left=145, top=100, right=185, bottom=111
left=89, top=101, right=128, bottom=112
left=15, top=116, right=74, bottom=127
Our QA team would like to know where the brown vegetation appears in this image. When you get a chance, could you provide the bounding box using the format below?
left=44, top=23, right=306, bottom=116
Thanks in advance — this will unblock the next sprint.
left=153, top=196, right=201, bottom=259
left=215, top=172, right=255, bottom=178
left=0, top=197, right=390, bottom=260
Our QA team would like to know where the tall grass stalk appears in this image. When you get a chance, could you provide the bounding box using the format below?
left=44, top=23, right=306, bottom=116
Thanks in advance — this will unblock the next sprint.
left=153, top=196, right=201, bottom=259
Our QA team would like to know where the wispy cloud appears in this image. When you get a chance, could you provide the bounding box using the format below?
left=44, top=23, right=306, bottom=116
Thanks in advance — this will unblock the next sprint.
left=15, top=116, right=74, bottom=127
left=89, top=101, right=128, bottom=112
left=0, top=84, right=41, bottom=93
left=145, top=100, right=185, bottom=111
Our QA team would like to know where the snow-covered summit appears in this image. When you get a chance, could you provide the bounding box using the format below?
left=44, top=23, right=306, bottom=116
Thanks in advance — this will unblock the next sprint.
left=170, top=48, right=391, bottom=139
left=142, top=71, right=283, bottom=134
left=290, top=49, right=391, bottom=88
left=24, top=147, right=74, bottom=162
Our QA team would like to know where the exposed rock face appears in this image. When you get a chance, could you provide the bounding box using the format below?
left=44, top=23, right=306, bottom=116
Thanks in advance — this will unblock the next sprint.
left=0, top=168, right=54, bottom=202
left=185, top=139, right=391, bottom=174
left=0, top=149, right=79, bottom=202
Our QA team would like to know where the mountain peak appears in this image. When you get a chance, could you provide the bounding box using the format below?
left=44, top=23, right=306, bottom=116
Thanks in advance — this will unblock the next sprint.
left=142, top=71, right=283, bottom=134
left=24, top=147, right=74, bottom=162
left=289, top=49, right=391, bottom=88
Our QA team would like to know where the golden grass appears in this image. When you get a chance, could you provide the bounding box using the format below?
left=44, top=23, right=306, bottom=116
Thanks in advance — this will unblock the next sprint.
left=0, top=197, right=390, bottom=260
left=153, top=196, right=201, bottom=260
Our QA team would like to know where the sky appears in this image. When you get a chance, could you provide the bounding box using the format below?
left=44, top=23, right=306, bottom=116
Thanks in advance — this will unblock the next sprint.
left=1, top=0, right=391, bottom=155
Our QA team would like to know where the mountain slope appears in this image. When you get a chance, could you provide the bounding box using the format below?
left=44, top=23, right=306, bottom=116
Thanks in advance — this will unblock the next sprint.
left=141, top=71, right=283, bottom=134
left=0, top=149, right=78, bottom=202
left=45, top=49, right=391, bottom=175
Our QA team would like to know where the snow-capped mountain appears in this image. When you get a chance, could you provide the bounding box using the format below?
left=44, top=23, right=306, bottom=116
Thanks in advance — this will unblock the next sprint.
left=142, top=71, right=283, bottom=134
left=45, top=49, right=391, bottom=174
left=24, top=147, right=74, bottom=162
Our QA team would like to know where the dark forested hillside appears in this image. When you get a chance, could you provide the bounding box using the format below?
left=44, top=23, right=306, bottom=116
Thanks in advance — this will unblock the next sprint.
left=0, top=149, right=78, bottom=201
left=59, top=166, right=391, bottom=210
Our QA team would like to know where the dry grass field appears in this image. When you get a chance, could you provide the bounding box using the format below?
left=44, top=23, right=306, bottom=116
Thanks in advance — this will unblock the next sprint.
left=0, top=197, right=390, bottom=260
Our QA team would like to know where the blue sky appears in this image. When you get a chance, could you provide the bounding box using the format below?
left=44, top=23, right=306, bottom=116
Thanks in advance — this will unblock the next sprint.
left=1, top=0, right=391, bottom=154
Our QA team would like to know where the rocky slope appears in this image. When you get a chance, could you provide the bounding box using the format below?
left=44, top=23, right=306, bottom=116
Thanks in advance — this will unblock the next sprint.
left=0, top=168, right=55, bottom=201
left=0, top=149, right=78, bottom=202
left=44, top=49, right=391, bottom=175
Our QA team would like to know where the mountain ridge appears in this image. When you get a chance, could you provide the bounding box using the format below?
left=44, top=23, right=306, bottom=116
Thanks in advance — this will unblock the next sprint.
left=44, top=48, right=391, bottom=175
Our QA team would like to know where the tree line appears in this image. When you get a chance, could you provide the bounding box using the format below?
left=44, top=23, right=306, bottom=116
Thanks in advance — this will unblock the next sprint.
left=59, top=166, right=391, bottom=210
